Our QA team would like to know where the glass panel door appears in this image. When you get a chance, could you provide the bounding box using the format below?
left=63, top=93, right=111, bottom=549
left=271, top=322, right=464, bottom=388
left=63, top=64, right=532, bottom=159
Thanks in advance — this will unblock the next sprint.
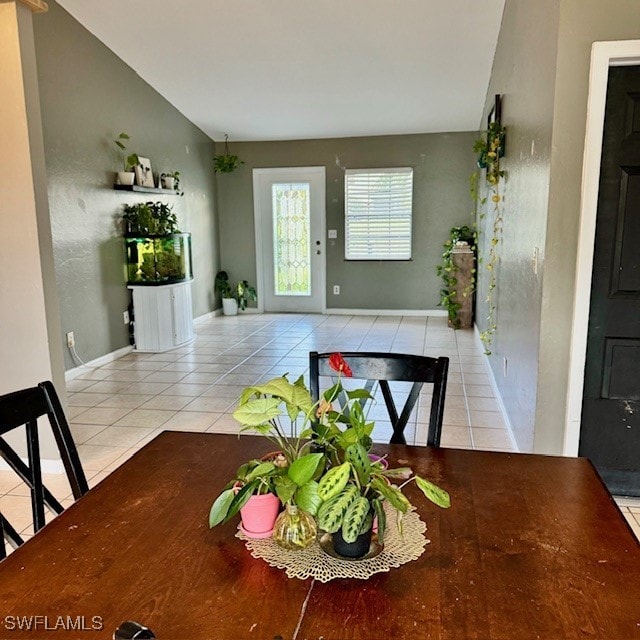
left=253, top=168, right=325, bottom=313
left=272, top=182, right=311, bottom=296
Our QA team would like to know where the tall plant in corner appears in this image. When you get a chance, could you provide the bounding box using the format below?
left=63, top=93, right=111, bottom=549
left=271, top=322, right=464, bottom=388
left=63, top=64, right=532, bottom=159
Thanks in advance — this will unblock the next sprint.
left=473, top=120, right=506, bottom=355
left=437, top=225, right=477, bottom=328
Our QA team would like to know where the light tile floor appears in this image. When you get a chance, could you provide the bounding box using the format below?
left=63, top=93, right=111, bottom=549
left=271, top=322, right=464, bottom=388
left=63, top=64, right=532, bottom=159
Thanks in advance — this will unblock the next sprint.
left=2, top=313, right=639, bottom=550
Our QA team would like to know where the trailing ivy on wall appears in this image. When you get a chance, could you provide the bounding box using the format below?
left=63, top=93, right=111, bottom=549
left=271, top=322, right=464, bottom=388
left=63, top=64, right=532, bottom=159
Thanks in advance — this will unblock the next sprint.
left=473, top=97, right=506, bottom=355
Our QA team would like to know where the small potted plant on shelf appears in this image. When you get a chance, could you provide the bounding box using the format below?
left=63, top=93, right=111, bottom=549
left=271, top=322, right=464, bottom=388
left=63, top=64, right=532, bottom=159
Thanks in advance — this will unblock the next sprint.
left=215, top=270, right=257, bottom=315
left=160, top=171, right=184, bottom=196
left=114, top=132, right=139, bottom=186
left=208, top=353, right=451, bottom=558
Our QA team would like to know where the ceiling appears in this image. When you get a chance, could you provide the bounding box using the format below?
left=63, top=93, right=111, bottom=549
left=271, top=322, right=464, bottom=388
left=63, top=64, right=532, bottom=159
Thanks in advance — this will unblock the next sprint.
left=57, top=0, right=505, bottom=142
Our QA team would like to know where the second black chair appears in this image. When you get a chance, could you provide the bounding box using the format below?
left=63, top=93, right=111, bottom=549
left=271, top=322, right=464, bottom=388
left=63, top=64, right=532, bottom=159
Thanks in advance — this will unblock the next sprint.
left=309, top=351, right=449, bottom=447
left=0, top=380, right=89, bottom=559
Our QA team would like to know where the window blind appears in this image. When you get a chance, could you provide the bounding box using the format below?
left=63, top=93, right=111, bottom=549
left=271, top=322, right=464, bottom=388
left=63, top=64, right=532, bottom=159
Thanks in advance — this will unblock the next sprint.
left=344, top=168, right=413, bottom=260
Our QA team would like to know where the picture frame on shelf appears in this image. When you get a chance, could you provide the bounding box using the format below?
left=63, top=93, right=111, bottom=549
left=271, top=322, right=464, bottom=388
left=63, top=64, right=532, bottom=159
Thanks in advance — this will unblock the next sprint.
left=135, top=157, right=154, bottom=188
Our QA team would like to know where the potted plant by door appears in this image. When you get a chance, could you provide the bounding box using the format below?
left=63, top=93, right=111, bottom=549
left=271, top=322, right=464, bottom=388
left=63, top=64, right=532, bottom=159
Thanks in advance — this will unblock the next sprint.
left=215, top=271, right=257, bottom=315
left=114, top=132, right=139, bottom=186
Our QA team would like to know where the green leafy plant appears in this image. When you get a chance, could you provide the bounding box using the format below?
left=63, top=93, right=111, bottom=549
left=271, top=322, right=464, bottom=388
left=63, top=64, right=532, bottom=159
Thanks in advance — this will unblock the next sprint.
left=160, top=171, right=184, bottom=196
left=473, top=121, right=506, bottom=355
left=122, top=201, right=179, bottom=236
left=474, top=121, right=505, bottom=185
left=312, top=354, right=450, bottom=545
left=114, top=132, right=139, bottom=171
left=209, top=375, right=325, bottom=527
left=208, top=456, right=315, bottom=528
left=436, top=225, right=476, bottom=328
left=213, top=134, right=244, bottom=174
left=208, top=354, right=451, bottom=546
left=215, top=271, right=257, bottom=310
left=315, top=446, right=450, bottom=545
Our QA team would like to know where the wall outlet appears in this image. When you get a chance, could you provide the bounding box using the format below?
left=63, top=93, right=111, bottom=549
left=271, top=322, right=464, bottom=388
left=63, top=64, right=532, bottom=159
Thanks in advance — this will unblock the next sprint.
left=333, top=285, right=340, bottom=295
left=328, top=229, right=338, bottom=239
left=123, top=310, right=130, bottom=324
left=66, top=331, right=75, bottom=348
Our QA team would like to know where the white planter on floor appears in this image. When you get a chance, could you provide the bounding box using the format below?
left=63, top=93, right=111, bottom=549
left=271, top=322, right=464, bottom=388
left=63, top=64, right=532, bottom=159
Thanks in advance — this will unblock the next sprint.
left=222, top=298, right=238, bottom=316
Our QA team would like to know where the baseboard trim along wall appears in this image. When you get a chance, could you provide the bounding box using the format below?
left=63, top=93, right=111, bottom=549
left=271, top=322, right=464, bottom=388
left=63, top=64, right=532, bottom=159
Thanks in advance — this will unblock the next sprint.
left=473, top=324, right=520, bottom=452
left=65, top=344, right=133, bottom=382
left=325, top=308, right=447, bottom=317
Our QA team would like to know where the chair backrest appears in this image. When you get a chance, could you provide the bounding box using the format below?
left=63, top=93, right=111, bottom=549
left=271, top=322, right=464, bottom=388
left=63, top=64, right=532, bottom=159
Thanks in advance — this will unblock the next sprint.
left=0, top=381, right=88, bottom=559
left=309, top=351, right=449, bottom=447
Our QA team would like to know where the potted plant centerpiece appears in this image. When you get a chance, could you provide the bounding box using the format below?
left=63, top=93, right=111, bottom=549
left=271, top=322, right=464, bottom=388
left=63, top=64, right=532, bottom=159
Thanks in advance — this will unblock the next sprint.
left=208, top=375, right=326, bottom=545
left=215, top=270, right=257, bottom=315
left=209, top=353, right=451, bottom=559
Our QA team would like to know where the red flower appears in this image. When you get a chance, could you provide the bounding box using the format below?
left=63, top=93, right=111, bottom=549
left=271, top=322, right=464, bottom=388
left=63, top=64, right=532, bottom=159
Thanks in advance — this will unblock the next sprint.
left=328, top=353, right=353, bottom=377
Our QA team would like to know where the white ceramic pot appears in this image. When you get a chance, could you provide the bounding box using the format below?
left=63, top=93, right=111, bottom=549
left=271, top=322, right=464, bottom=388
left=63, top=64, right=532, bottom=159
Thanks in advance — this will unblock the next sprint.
left=161, top=176, right=175, bottom=190
left=222, top=298, right=238, bottom=316
left=117, top=171, right=135, bottom=186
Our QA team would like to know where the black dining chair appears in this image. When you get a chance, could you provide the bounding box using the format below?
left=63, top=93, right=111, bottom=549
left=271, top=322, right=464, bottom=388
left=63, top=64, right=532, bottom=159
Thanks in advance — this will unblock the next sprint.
left=309, top=352, right=449, bottom=447
left=0, top=381, right=89, bottom=559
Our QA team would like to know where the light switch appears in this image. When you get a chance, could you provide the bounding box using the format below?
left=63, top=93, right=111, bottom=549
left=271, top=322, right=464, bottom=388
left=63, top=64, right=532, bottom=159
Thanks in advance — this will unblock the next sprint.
left=328, top=229, right=338, bottom=239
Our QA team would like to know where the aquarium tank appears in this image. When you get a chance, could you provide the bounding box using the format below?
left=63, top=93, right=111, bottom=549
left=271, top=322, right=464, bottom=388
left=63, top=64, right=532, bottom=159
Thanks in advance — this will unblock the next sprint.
left=125, top=232, right=193, bottom=285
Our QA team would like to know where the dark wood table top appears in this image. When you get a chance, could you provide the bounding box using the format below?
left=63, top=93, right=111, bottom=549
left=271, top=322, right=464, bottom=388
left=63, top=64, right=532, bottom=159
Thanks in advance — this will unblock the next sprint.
left=0, top=431, right=638, bottom=639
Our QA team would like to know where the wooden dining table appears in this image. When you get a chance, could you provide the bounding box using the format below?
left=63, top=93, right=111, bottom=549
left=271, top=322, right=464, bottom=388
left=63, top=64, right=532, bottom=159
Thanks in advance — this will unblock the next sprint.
left=0, top=430, right=639, bottom=639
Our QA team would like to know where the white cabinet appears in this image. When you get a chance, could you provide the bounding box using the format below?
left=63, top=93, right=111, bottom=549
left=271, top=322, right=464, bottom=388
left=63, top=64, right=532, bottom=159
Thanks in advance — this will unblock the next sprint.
left=128, top=281, right=194, bottom=352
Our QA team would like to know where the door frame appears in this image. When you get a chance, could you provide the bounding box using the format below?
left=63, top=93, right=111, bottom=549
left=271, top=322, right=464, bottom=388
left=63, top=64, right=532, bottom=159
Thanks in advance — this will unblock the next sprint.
left=565, top=40, right=640, bottom=456
left=252, top=167, right=327, bottom=314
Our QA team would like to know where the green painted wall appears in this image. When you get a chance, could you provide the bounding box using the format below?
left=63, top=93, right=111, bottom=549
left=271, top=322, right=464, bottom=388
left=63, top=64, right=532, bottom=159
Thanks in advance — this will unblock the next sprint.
left=32, top=1, right=219, bottom=370
left=476, top=0, right=560, bottom=451
left=479, top=0, right=640, bottom=454
left=217, top=133, right=477, bottom=310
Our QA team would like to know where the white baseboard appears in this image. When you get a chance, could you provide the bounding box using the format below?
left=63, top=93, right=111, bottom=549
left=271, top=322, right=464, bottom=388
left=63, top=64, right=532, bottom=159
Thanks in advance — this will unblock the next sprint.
left=325, top=308, right=447, bottom=317
left=194, top=309, right=222, bottom=323
left=65, top=345, right=134, bottom=381
left=196, top=308, right=261, bottom=320
left=473, top=324, right=519, bottom=452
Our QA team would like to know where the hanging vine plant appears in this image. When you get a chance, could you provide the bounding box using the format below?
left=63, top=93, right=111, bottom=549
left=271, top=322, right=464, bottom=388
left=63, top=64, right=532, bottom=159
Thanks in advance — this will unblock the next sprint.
left=437, top=225, right=477, bottom=328
left=213, top=134, right=245, bottom=174
left=474, top=96, right=506, bottom=355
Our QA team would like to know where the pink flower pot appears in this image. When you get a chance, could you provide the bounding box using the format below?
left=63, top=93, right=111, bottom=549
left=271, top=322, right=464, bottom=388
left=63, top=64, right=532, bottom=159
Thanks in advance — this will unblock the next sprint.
left=239, top=493, right=280, bottom=537
left=368, top=453, right=389, bottom=470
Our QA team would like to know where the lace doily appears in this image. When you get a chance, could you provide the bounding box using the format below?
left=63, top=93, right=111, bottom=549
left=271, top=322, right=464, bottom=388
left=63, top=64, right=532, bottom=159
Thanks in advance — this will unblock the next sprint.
left=235, top=504, right=429, bottom=582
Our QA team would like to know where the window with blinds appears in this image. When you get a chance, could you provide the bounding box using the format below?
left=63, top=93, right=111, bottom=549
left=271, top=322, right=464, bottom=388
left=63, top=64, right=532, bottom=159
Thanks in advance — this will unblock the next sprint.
left=344, top=168, right=413, bottom=260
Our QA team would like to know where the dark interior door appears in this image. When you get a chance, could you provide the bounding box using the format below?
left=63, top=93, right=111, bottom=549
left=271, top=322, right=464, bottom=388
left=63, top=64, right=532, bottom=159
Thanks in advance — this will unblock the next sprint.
left=579, top=66, right=640, bottom=495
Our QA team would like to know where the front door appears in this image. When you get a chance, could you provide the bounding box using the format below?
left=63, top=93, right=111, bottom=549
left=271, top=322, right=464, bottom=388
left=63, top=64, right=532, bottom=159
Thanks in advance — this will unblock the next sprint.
left=253, top=167, right=326, bottom=313
left=579, top=66, right=640, bottom=495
